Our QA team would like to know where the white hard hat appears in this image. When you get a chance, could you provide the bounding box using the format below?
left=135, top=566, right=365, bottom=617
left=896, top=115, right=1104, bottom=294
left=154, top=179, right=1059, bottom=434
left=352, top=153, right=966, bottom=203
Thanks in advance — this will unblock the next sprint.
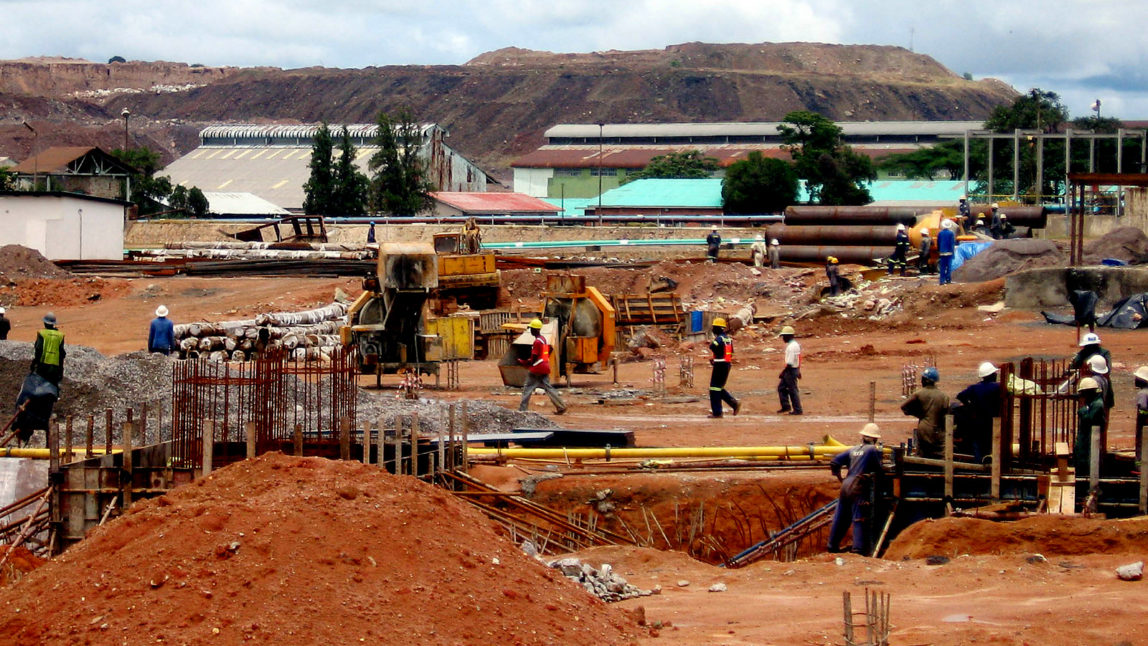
left=1080, top=332, right=1101, bottom=347
left=770, top=239, right=779, bottom=245
left=896, top=223, right=906, bottom=231
left=942, top=219, right=955, bottom=230
left=1088, top=354, right=1109, bottom=375
left=991, top=202, right=1000, bottom=209
left=921, top=228, right=931, bottom=236
left=0, top=307, right=5, bottom=315
left=1078, top=377, right=1100, bottom=392
left=711, top=225, right=718, bottom=230
left=860, top=423, right=881, bottom=439
left=977, top=361, right=998, bottom=379
left=1135, top=366, right=1148, bottom=382
left=755, top=234, right=764, bottom=240
left=156, top=305, right=169, bottom=317
left=960, top=195, right=967, bottom=200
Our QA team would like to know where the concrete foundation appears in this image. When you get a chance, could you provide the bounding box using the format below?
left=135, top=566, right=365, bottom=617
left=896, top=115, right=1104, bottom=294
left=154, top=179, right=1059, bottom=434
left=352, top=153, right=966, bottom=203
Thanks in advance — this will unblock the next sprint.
left=0, top=458, right=48, bottom=523
left=1005, top=266, right=1148, bottom=309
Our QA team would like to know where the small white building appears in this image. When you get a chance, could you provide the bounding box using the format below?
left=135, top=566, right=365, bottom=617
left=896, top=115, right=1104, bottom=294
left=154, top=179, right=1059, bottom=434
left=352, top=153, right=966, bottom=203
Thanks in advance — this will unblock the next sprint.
left=0, top=192, right=128, bottom=260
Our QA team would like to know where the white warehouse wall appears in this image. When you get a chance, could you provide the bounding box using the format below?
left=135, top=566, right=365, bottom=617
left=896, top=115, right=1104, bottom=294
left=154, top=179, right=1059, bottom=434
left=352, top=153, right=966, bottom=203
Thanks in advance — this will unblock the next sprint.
left=0, top=195, right=125, bottom=260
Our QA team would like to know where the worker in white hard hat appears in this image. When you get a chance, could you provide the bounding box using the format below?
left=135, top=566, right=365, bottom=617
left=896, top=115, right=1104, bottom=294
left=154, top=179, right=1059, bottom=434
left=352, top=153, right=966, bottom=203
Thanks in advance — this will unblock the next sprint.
left=1070, top=332, right=1111, bottom=374
left=517, top=319, right=567, bottom=415
left=749, top=234, right=768, bottom=268
left=971, top=215, right=987, bottom=235
left=888, top=223, right=910, bottom=276
left=0, top=306, right=9, bottom=340
left=936, top=218, right=957, bottom=285
left=989, top=202, right=1003, bottom=239
left=999, top=212, right=1015, bottom=239
left=705, top=225, right=721, bottom=263
left=958, top=195, right=971, bottom=222
left=768, top=238, right=781, bottom=269
left=1075, top=377, right=1105, bottom=477
left=148, top=305, right=175, bottom=356
left=776, top=326, right=802, bottom=415
left=955, top=361, right=1003, bottom=463
left=1085, top=354, right=1115, bottom=450
left=917, top=228, right=932, bottom=275
left=1133, top=366, right=1148, bottom=462
left=707, top=318, right=740, bottom=418
left=827, top=423, right=884, bottom=555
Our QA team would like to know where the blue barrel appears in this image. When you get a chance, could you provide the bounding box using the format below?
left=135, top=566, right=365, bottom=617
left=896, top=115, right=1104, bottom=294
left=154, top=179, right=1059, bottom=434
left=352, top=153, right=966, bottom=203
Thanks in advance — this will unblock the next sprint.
left=689, top=310, right=704, bottom=333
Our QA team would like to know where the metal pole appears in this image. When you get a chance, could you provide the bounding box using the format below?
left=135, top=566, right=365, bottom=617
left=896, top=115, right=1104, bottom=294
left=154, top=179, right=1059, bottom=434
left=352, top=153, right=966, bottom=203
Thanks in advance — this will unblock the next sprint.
left=1012, top=129, right=1020, bottom=201
left=1064, top=129, right=1072, bottom=207
left=597, top=122, right=604, bottom=226
left=1035, top=136, right=1044, bottom=204
left=987, top=137, right=995, bottom=203
left=963, top=130, right=970, bottom=200
left=121, top=108, right=130, bottom=150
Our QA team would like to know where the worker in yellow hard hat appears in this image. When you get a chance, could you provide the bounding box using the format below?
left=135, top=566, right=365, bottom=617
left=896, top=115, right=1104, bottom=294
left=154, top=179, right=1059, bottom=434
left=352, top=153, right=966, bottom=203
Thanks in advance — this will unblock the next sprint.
left=1075, top=377, right=1104, bottom=477
left=777, top=325, right=802, bottom=415
left=825, top=256, right=841, bottom=297
left=707, top=317, right=741, bottom=418
left=517, top=319, right=567, bottom=415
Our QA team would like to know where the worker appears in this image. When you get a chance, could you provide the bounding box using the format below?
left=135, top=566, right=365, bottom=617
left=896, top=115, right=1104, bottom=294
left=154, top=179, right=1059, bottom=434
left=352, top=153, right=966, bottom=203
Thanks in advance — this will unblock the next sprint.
left=517, top=319, right=567, bottom=415
left=1069, top=332, right=1111, bottom=374
left=888, top=223, right=910, bottom=276
left=827, top=423, right=884, bottom=555
left=989, top=203, right=1002, bottom=239
left=0, top=306, right=9, bottom=340
left=707, top=318, right=741, bottom=418
left=901, top=367, right=948, bottom=458
left=1134, top=366, right=1148, bottom=463
left=1075, top=377, right=1105, bottom=478
left=958, top=195, right=970, bottom=223
left=462, top=217, right=482, bottom=254
left=999, top=213, right=1016, bottom=239
left=917, top=229, right=932, bottom=274
left=936, top=219, right=956, bottom=285
left=769, top=238, right=781, bottom=269
left=750, top=235, right=768, bottom=268
left=971, top=216, right=987, bottom=235
left=955, top=362, right=1002, bottom=463
left=1086, top=354, right=1115, bottom=453
left=366, top=221, right=376, bottom=244
left=705, top=226, right=721, bottom=263
left=31, top=312, right=65, bottom=387
left=148, top=305, right=176, bottom=356
left=825, top=256, right=841, bottom=297
left=776, top=325, right=802, bottom=415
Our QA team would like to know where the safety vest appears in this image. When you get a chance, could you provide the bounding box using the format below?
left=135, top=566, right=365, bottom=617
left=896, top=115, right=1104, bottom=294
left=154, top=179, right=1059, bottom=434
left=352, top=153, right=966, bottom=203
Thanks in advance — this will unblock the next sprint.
left=534, top=338, right=550, bottom=366
left=38, top=328, right=64, bottom=366
left=712, top=335, right=733, bottom=362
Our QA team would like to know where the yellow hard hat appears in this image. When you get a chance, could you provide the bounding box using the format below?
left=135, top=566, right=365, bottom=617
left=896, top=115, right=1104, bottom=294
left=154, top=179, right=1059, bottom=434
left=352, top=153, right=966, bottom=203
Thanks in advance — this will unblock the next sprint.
left=712, top=317, right=727, bottom=328
left=1078, top=377, right=1100, bottom=392
left=860, top=423, right=881, bottom=439
left=529, top=319, right=543, bottom=329
left=827, top=256, right=838, bottom=264
left=779, top=325, right=796, bottom=336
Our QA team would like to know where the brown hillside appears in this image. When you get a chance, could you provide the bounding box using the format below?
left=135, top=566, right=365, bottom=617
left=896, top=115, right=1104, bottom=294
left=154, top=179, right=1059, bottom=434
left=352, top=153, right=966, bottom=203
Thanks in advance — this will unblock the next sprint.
left=0, top=42, right=1017, bottom=174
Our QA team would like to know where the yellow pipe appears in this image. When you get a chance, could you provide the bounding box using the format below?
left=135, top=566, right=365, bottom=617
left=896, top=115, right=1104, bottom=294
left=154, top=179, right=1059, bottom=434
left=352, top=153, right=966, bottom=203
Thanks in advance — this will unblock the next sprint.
left=468, top=442, right=856, bottom=460
left=0, top=448, right=119, bottom=459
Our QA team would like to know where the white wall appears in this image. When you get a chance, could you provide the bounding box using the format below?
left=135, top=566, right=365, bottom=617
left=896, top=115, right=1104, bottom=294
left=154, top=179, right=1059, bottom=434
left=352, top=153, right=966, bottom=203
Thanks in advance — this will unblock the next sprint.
left=0, top=195, right=125, bottom=260
left=513, top=168, right=553, bottom=197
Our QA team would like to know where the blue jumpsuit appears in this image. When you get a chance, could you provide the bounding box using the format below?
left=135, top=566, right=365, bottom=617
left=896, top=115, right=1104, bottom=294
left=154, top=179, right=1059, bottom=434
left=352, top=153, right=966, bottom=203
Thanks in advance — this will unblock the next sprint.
left=827, top=442, right=883, bottom=554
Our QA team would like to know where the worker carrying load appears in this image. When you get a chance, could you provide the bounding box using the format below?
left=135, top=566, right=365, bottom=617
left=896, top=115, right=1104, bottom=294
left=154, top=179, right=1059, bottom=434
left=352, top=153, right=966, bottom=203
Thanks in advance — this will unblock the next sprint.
left=707, top=318, right=741, bottom=418
left=888, top=224, right=910, bottom=276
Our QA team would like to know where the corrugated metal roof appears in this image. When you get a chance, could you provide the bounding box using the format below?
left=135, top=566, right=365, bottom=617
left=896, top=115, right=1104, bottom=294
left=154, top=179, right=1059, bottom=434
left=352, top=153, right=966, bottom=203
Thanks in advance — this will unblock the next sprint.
left=512, top=145, right=916, bottom=168
left=546, top=121, right=983, bottom=139
left=598, top=179, right=725, bottom=208
left=198, top=123, right=436, bottom=141
left=201, top=192, right=291, bottom=215
left=431, top=191, right=561, bottom=213
left=163, top=146, right=333, bottom=210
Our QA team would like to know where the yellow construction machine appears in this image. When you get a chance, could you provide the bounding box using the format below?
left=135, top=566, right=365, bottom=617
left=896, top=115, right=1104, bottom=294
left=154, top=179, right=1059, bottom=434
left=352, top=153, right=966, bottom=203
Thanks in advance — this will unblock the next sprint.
left=431, top=218, right=500, bottom=310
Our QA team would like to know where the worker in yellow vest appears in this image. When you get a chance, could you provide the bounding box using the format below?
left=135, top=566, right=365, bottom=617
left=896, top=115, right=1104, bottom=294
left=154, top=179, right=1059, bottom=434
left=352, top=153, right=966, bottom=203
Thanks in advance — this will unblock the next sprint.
left=31, top=312, right=66, bottom=386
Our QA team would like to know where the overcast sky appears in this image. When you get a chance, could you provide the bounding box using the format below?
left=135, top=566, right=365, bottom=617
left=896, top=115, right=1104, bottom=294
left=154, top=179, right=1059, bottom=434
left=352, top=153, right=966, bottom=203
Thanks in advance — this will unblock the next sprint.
left=3, top=0, right=1145, bottom=118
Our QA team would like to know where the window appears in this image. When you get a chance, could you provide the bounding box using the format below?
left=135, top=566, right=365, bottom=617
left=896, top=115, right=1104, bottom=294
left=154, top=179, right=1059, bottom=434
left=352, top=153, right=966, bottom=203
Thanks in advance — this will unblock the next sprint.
left=590, top=168, right=617, bottom=177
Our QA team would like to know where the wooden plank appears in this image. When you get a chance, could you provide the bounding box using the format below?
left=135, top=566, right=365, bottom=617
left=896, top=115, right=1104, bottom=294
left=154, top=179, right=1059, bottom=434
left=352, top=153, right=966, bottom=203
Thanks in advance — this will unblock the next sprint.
left=293, top=423, right=303, bottom=457
left=202, top=420, right=214, bottom=477
left=461, top=402, right=469, bottom=474
left=361, top=423, right=371, bottom=465
left=339, top=417, right=350, bottom=461
left=990, top=417, right=1002, bottom=501
left=376, top=417, right=386, bottom=470
left=944, top=415, right=954, bottom=506
left=410, top=413, right=420, bottom=476
left=447, top=405, right=456, bottom=472
left=245, top=421, right=257, bottom=461
left=122, top=420, right=133, bottom=508
left=104, top=408, right=113, bottom=456
left=48, top=418, right=60, bottom=474
left=64, top=416, right=73, bottom=464
left=85, top=415, right=94, bottom=459
left=392, top=416, right=402, bottom=475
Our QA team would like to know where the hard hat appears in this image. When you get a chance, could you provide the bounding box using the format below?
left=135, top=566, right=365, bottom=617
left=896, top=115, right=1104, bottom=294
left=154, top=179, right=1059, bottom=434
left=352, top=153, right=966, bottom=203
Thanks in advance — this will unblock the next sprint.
left=922, top=229, right=930, bottom=236
left=1134, top=366, right=1148, bottom=382
left=977, top=212, right=985, bottom=218
left=770, top=239, right=779, bottom=245
left=896, top=223, right=906, bottom=231
left=975, top=219, right=985, bottom=225
left=779, top=325, right=796, bottom=336
left=0, top=307, right=5, bottom=315
left=977, top=361, right=998, bottom=378
left=43, top=312, right=57, bottom=326
left=711, top=225, right=718, bottom=230
left=859, top=423, right=881, bottom=439
left=991, top=203, right=999, bottom=209
left=1079, top=332, right=1101, bottom=347
left=1087, top=354, right=1109, bottom=375
left=827, top=256, right=838, bottom=264
left=712, top=317, right=727, bottom=328
left=1078, top=377, right=1100, bottom=392
left=959, top=195, right=967, bottom=201
left=942, top=219, right=954, bottom=230
left=369, top=221, right=375, bottom=225
left=922, top=366, right=940, bottom=382
left=755, top=234, right=764, bottom=241
left=1000, top=213, right=1008, bottom=219
left=156, top=305, right=169, bottom=317
left=529, top=319, right=543, bottom=330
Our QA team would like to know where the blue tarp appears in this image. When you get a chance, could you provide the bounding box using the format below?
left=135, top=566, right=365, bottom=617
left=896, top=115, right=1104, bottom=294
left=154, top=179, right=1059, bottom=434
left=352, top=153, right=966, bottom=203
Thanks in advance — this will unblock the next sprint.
left=951, top=241, right=993, bottom=272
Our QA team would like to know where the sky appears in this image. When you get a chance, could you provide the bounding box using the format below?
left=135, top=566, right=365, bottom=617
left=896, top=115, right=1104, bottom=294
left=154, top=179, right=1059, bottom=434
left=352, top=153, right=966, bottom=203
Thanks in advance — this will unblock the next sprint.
left=2, top=0, right=1146, bottom=118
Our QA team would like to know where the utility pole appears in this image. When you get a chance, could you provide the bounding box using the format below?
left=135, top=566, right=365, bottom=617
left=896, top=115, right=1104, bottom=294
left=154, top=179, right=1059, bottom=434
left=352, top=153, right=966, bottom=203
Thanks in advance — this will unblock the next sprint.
left=597, top=122, right=604, bottom=226
left=22, top=122, right=38, bottom=190
left=121, top=108, right=131, bottom=150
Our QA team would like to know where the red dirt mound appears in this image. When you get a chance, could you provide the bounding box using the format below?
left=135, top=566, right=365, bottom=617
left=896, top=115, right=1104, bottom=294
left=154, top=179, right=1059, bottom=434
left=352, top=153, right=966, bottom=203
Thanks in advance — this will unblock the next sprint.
left=0, top=453, right=640, bottom=645
left=884, top=515, right=1148, bottom=561
left=0, top=546, right=46, bottom=586
left=0, top=245, right=71, bottom=279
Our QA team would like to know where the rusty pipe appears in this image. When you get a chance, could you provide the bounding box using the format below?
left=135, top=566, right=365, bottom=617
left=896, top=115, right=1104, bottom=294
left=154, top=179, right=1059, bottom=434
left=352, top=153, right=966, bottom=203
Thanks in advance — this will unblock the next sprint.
left=766, top=224, right=899, bottom=246
left=779, top=245, right=890, bottom=264
left=965, top=205, right=1047, bottom=228
left=784, top=206, right=929, bottom=226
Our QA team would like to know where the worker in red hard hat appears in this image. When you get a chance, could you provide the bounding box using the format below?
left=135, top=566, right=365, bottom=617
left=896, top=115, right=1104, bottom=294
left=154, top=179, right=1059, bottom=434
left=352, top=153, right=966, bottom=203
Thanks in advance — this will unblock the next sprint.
left=517, top=319, right=567, bottom=415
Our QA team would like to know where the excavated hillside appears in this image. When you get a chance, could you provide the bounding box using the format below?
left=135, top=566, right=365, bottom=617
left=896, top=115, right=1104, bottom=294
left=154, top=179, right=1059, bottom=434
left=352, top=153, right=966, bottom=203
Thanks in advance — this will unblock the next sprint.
left=0, top=42, right=1017, bottom=172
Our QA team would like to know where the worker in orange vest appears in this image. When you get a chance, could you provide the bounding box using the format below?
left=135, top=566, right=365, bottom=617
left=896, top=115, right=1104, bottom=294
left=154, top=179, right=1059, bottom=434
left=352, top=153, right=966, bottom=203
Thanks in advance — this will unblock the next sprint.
left=517, top=319, right=567, bottom=415
left=708, top=318, right=740, bottom=418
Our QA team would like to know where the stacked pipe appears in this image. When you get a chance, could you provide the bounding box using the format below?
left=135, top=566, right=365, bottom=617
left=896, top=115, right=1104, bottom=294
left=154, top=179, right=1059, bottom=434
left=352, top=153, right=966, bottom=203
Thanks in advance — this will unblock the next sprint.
left=173, top=303, right=349, bottom=362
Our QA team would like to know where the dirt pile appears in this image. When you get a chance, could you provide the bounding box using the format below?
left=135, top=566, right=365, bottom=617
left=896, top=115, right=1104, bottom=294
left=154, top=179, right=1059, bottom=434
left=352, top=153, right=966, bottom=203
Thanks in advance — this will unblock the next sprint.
left=0, top=453, right=641, bottom=645
left=953, top=239, right=1064, bottom=283
left=884, top=515, right=1148, bottom=560
left=0, top=546, right=45, bottom=587
left=0, top=245, right=71, bottom=279
left=1082, top=225, right=1148, bottom=265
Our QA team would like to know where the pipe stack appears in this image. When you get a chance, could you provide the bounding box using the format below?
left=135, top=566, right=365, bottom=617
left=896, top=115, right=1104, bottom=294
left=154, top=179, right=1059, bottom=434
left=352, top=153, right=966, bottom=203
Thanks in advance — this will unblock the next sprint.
left=173, top=303, right=349, bottom=362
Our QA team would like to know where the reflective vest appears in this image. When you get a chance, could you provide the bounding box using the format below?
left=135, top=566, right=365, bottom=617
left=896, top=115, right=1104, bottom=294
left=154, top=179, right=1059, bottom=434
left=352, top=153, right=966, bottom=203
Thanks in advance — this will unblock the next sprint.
left=529, top=336, right=551, bottom=375
left=38, top=328, right=64, bottom=366
left=712, top=335, right=733, bottom=363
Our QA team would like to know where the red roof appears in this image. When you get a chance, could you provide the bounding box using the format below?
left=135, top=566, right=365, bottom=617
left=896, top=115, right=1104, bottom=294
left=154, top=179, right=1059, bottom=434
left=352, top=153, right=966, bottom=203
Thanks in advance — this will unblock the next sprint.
left=431, top=192, right=560, bottom=214
left=511, top=145, right=917, bottom=169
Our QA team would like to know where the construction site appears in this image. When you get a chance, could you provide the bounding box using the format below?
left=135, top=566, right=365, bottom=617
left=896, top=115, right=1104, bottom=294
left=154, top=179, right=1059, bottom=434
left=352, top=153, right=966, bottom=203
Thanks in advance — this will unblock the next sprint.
left=1, top=191, right=1148, bottom=645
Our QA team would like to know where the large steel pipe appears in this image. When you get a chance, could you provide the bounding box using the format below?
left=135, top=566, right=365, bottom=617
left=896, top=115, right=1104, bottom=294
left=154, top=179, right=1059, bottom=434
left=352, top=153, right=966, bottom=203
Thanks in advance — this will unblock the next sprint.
left=965, top=205, right=1047, bottom=228
left=766, top=224, right=899, bottom=246
left=784, top=206, right=928, bottom=226
left=779, top=245, right=889, bottom=264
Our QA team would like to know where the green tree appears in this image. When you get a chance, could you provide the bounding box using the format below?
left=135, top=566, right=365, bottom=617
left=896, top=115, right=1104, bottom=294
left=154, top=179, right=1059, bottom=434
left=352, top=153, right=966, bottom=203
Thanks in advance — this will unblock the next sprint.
left=777, top=111, right=873, bottom=205
left=332, top=126, right=370, bottom=216
left=303, top=123, right=335, bottom=215
left=624, top=150, right=720, bottom=183
left=878, top=139, right=966, bottom=180
left=169, top=184, right=189, bottom=216
left=368, top=108, right=435, bottom=216
left=0, top=165, right=15, bottom=191
left=721, top=152, right=798, bottom=214
left=187, top=187, right=210, bottom=217
left=111, top=147, right=174, bottom=215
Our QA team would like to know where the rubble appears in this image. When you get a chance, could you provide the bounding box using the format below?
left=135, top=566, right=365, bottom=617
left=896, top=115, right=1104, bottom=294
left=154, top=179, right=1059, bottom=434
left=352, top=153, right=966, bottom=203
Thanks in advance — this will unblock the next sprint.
left=548, top=557, right=654, bottom=602
left=1116, top=561, right=1143, bottom=581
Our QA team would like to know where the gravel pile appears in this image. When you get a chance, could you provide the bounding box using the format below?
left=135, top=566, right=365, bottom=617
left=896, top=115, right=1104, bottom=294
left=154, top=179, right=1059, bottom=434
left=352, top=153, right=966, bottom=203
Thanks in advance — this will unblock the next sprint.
left=357, top=391, right=558, bottom=436
left=0, top=245, right=71, bottom=279
left=953, top=239, right=1064, bottom=283
left=1082, top=226, right=1148, bottom=265
left=549, top=557, right=655, bottom=602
